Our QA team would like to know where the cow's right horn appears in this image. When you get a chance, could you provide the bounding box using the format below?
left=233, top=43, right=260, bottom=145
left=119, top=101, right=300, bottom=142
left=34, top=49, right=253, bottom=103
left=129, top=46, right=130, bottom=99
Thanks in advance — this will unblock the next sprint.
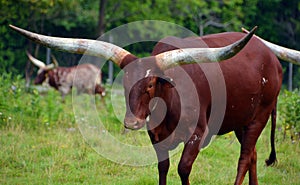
left=155, top=26, right=257, bottom=70
left=242, top=28, right=300, bottom=65
left=10, top=25, right=133, bottom=68
left=26, top=50, right=46, bottom=68
left=26, top=51, right=55, bottom=70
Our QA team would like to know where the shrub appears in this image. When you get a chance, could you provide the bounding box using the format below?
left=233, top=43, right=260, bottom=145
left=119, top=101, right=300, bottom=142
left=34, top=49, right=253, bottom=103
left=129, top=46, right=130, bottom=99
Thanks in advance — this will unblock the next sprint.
left=0, top=73, right=75, bottom=130
left=278, top=89, right=300, bottom=141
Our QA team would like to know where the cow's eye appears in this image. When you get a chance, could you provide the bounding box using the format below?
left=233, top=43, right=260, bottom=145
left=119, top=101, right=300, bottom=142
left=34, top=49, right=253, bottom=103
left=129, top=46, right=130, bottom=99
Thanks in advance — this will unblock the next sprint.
left=148, top=84, right=153, bottom=89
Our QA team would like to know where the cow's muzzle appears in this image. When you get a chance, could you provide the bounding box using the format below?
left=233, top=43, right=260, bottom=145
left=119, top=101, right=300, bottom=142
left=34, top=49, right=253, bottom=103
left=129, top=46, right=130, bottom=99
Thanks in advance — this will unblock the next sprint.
left=124, top=117, right=146, bottom=130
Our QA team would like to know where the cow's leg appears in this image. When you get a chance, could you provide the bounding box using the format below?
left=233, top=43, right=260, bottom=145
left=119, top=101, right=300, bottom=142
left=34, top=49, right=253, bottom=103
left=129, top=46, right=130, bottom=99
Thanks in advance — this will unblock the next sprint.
left=154, top=147, right=170, bottom=185
left=158, top=158, right=170, bottom=185
left=249, top=148, right=258, bottom=185
left=59, top=86, right=70, bottom=102
left=178, top=128, right=207, bottom=185
left=234, top=112, right=270, bottom=185
left=234, top=129, right=246, bottom=184
left=234, top=129, right=257, bottom=185
left=61, top=93, right=66, bottom=102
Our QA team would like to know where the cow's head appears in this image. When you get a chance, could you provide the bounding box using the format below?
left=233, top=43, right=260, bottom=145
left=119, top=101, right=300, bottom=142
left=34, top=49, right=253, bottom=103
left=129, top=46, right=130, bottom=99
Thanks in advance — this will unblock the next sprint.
left=26, top=51, right=57, bottom=85
left=121, top=57, right=176, bottom=129
left=11, top=25, right=256, bottom=130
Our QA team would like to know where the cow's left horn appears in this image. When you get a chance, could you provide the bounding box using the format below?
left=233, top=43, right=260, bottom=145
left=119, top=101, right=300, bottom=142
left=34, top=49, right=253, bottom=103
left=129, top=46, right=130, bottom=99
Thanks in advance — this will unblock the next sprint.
left=155, top=26, right=257, bottom=70
left=10, top=25, right=133, bottom=68
left=242, top=27, right=300, bottom=65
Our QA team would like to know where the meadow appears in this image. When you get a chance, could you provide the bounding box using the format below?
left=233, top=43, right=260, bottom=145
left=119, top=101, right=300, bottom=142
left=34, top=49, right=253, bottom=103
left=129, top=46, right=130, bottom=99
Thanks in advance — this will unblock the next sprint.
left=0, top=73, right=299, bottom=185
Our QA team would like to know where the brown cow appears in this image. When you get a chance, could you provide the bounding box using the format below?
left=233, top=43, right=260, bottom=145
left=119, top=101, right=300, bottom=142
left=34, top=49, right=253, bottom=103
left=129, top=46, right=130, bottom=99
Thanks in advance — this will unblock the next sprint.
left=26, top=51, right=105, bottom=100
left=9, top=25, right=299, bottom=185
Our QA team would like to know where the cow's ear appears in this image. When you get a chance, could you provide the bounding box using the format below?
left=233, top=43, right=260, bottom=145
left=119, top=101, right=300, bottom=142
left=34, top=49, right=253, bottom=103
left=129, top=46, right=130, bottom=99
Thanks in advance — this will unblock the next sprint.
left=158, top=76, right=175, bottom=88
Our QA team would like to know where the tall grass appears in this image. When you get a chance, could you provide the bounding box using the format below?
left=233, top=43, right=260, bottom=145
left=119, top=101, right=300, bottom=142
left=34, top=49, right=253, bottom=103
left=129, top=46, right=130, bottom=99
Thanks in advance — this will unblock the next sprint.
left=278, top=89, right=300, bottom=140
left=0, top=73, right=299, bottom=185
left=0, top=73, right=75, bottom=130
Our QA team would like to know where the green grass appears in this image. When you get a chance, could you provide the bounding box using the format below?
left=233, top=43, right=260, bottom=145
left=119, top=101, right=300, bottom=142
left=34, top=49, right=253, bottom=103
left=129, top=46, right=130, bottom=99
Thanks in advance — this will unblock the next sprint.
left=1, top=122, right=299, bottom=185
left=0, top=74, right=299, bottom=184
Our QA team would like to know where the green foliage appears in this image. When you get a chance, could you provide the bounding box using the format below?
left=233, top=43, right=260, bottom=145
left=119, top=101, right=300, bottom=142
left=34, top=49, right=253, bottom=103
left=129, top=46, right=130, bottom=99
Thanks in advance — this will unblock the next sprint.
left=1, top=0, right=299, bottom=88
left=0, top=73, right=74, bottom=130
left=0, top=0, right=98, bottom=76
left=278, top=90, right=300, bottom=141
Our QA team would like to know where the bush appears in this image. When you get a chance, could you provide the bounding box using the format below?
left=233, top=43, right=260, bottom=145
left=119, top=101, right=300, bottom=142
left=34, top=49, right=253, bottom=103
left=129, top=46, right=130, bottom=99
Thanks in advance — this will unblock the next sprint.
left=0, top=73, right=75, bottom=130
left=278, top=89, right=300, bottom=141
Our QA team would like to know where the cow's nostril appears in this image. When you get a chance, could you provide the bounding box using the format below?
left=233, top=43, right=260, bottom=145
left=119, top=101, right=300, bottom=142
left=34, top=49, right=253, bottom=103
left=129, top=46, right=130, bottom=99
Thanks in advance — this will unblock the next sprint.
left=124, top=117, right=146, bottom=130
left=124, top=118, right=138, bottom=129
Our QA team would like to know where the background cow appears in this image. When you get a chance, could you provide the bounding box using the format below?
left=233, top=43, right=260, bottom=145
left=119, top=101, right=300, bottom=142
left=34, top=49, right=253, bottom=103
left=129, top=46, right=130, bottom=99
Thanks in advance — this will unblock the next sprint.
left=10, top=25, right=299, bottom=185
left=26, top=51, right=105, bottom=100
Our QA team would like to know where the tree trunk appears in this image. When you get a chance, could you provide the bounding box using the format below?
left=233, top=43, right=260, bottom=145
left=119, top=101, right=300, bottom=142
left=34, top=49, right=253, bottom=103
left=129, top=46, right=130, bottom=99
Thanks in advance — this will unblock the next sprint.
left=98, top=0, right=107, bottom=36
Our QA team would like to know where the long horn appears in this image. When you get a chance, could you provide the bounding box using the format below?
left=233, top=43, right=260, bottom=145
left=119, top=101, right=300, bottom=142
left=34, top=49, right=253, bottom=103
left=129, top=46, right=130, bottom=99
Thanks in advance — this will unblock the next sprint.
left=26, top=50, right=46, bottom=68
left=155, top=26, right=257, bottom=70
left=10, top=25, right=133, bottom=67
left=242, top=27, right=300, bottom=65
left=26, top=50, right=55, bottom=70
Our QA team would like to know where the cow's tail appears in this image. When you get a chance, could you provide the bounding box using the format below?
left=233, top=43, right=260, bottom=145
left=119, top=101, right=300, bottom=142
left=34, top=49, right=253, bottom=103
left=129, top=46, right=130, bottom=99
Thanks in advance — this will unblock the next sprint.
left=265, top=105, right=278, bottom=166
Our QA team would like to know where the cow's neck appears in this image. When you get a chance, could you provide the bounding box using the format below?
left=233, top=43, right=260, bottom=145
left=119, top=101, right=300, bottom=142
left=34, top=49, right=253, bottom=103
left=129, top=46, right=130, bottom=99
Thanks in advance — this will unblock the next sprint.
left=47, top=70, right=59, bottom=89
left=147, top=87, right=184, bottom=149
left=47, top=67, right=73, bottom=89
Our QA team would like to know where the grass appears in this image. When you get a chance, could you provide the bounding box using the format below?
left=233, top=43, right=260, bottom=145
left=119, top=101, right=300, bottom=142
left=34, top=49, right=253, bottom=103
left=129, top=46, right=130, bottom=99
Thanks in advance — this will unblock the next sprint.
left=0, top=74, right=299, bottom=184
left=1, top=122, right=299, bottom=185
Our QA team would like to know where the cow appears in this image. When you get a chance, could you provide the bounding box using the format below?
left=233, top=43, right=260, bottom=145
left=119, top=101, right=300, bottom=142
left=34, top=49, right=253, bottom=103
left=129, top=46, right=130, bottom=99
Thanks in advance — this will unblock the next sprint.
left=26, top=51, right=105, bottom=100
left=9, top=25, right=299, bottom=185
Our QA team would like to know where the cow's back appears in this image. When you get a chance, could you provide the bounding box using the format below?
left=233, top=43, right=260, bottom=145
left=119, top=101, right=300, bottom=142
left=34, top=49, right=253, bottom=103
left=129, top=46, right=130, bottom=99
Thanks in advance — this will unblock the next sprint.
left=152, top=32, right=282, bottom=134
left=72, top=64, right=102, bottom=93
